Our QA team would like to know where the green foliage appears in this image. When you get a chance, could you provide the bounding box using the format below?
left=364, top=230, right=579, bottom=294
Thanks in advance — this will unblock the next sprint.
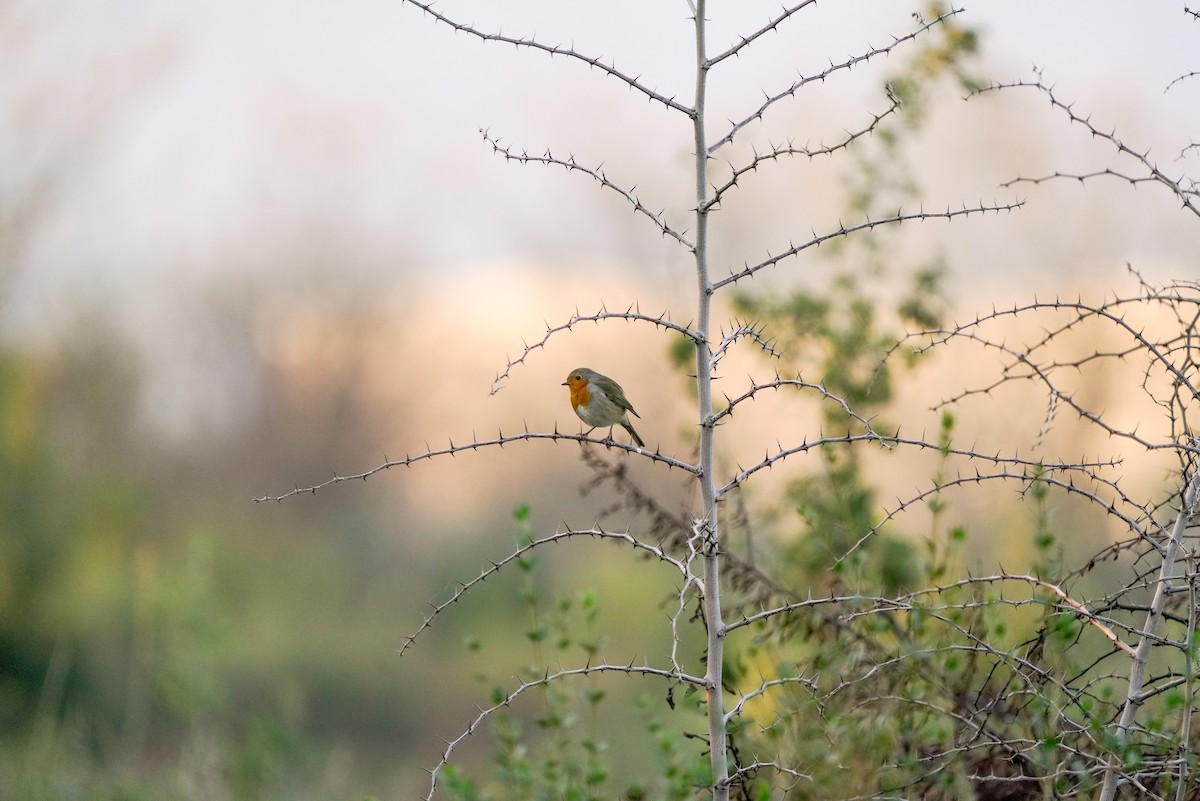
left=731, top=269, right=934, bottom=595
left=7, top=5, right=1196, bottom=801
left=443, top=506, right=710, bottom=801
left=888, top=2, right=981, bottom=127
left=726, top=0, right=983, bottom=599
left=703, top=9, right=1200, bottom=797
left=0, top=347, right=406, bottom=800
left=413, top=2, right=1200, bottom=794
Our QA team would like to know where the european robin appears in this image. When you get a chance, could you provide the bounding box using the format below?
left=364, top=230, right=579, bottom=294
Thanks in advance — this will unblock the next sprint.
left=562, top=367, right=645, bottom=447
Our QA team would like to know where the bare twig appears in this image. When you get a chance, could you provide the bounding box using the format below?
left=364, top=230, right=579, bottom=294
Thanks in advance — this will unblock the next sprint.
left=834, top=467, right=1148, bottom=568
left=706, top=1, right=819, bottom=67
left=975, top=76, right=1200, bottom=218
left=713, top=201, right=1023, bottom=290
left=705, top=98, right=902, bottom=210
left=1099, top=465, right=1200, bottom=801
left=423, top=662, right=707, bottom=801
left=711, top=319, right=779, bottom=364
left=399, top=525, right=690, bottom=657
left=253, top=430, right=700, bottom=502
left=400, top=0, right=693, bottom=115
left=713, top=373, right=877, bottom=432
left=481, top=129, right=695, bottom=249
left=717, top=433, right=1112, bottom=497
left=489, top=305, right=700, bottom=395
left=709, top=7, right=964, bottom=153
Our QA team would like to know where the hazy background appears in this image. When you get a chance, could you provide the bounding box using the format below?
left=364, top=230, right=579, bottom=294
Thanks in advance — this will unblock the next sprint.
left=2, top=1, right=1198, bottom=798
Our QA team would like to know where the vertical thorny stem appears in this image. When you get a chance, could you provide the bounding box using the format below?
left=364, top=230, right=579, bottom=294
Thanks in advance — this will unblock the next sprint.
left=1099, top=465, right=1200, bottom=801
left=689, top=2, right=728, bottom=799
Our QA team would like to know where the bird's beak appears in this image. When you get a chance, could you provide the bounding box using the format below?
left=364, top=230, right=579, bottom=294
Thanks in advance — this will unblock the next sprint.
left=561, top=381, right=569, bottom=386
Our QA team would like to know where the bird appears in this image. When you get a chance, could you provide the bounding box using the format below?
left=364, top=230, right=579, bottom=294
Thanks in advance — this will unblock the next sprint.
left=562, top=367, right=645, bottom=447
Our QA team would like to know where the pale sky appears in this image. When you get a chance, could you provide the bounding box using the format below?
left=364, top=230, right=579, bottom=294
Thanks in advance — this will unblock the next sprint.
left=2, top=0, right=1198, bottom=438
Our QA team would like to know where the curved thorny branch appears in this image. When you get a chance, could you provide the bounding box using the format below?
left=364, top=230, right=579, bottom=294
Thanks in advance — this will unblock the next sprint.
left=481, top=129, right=695, bottom=250
left=713, top=373, right=878, bottom=430
left=975, top=74, right=1200, bottom=219
left=705, top=0, right=818, bottom=67
left=252, top=431, right=699, bottom=503
left=398, top=526, right=692, bottom=657
left=422, top=663, right=707, bottom=801
left=716, top=433, right=1112, bottom=498
left=903, top=277, right=1200, bottom=457
left=859, top=274, right=1200, bottom=798
left=575, top=448, right=793, bottom=609
left=708, top=6, right=965, bottom=153
left=711, top=319, right=779, bottom=364
left=835, top=466, right=1149, bottom=568
left=489, top=305, right=700, bottom=394
left=705, top=96, right=902, bottom=211
left=400, top=0, right=692, bottom=115
left=713, top=200, right=1024, bottom=290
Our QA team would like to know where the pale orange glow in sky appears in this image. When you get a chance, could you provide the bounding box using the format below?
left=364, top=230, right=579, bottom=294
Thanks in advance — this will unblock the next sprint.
left=2, top=0, right=1198, bottom=444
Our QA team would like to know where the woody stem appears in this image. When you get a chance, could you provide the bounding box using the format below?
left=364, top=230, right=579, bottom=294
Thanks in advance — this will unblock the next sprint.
left=690, top=2, right=728, bottom=800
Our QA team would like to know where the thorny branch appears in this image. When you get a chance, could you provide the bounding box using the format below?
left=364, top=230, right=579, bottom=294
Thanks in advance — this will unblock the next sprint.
left=253, top=430, right=699, bottom=502
left=705, top=97, right=902, bottom=210
left=576, top=448, right=792, bottom=608
left=711, top=319, right=779, bottom=365
left=400, top=0, right=692, bottom=115
left=975, top=75, right=1200, bottom=218
left=708, top=6, right=964, bottom=153
left=706, top=0, right=818, bottom=67
left=713, top=373, right=877, bottom=431
left=481, top=129, right=695, bottom=249
left=713, top=200, right=1023, bottom=290
left=717, top=433, right=1114, bottom=497
left=1099, top=464, right=1200, bottom=801
left=835, top=467, right=1151, bottom=568
left=422, top=663, right=706, bottom=801
left=489, top=305, right=700, bottom=395
left=905, top=282, right=1200, bottom=453
left=398, top=525, right=691, bottom=657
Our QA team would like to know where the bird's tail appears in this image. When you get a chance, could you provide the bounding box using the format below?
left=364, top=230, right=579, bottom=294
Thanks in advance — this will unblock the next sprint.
left=623, top=422, right=645, bottom=448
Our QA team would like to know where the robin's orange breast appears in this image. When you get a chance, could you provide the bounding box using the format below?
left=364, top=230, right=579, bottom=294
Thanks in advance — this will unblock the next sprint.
left=569, top=381, right=592, bottom=410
